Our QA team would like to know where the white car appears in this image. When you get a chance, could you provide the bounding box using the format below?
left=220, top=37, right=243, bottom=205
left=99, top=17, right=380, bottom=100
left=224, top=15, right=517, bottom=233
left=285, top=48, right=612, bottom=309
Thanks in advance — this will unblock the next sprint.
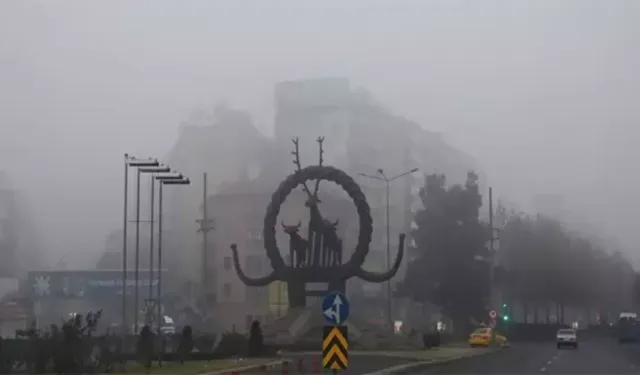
left=556, top=328, right=578, bottom=349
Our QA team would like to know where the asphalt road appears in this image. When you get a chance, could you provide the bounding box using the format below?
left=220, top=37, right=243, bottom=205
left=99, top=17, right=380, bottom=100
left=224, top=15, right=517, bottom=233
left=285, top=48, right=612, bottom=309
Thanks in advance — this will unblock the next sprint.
left=416, top=339, right=640, bottom=374
left=283, top=353, right=419, bottom=374
left=228, top=337, right=640, bottom=374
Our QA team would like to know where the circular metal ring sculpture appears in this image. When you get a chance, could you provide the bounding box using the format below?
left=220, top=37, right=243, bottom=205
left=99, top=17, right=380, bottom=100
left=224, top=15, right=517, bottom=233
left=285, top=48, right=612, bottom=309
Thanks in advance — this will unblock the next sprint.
left=231, top=164, right=405, bottom=286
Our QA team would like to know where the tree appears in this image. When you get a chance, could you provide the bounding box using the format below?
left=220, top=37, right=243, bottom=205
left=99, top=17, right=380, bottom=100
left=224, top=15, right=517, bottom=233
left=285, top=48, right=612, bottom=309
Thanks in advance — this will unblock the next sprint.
left=498, top=208, right=634, bottom=324
left=402, top=172, right=491, bottom=335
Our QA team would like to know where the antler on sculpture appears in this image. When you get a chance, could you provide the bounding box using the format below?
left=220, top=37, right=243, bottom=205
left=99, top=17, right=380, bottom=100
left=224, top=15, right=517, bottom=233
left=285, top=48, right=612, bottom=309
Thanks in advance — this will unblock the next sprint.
left=291, top=137, right=314, bottom=198
left=355, top=233, right=405, bottom=283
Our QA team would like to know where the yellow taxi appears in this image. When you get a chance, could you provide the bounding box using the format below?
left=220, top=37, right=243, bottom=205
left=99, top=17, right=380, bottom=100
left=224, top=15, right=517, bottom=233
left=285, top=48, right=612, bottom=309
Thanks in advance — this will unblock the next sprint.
left=468, top=327, right=508, bottom=347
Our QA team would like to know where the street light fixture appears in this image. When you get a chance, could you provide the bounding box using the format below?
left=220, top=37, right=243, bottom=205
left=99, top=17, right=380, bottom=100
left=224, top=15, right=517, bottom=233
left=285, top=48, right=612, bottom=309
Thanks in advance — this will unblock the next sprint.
left=122, top=154, right=159, bottom=340
left=358, top=167, right=419, bottom=327
left=143, top=166, right=173, bottom=326
left=154, top=175, right=190, bottom=329
left=132, top=164, right=170, bottom=334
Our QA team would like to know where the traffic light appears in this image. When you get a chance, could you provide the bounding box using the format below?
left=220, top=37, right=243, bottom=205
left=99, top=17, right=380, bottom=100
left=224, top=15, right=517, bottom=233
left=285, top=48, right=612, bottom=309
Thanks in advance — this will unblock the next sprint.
left=502, top=303, right=510, bottom=322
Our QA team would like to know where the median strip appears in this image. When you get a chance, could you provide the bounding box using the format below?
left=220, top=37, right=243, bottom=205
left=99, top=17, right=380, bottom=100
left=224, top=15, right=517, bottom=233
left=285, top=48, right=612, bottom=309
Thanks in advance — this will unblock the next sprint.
left=363, top=347, right=501, bottom=375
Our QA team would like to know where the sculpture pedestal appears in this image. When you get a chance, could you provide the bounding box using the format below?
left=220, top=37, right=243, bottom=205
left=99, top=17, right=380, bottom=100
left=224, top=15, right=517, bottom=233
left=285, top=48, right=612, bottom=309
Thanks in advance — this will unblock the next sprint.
left=263, top=306, right=422, bottom=350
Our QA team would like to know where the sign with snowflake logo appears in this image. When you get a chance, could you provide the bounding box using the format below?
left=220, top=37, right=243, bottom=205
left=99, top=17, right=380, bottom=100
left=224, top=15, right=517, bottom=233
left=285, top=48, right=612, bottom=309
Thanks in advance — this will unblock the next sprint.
left=28, top=270, right=162, bottom=300
left=33, top=275, right=50, bottom=296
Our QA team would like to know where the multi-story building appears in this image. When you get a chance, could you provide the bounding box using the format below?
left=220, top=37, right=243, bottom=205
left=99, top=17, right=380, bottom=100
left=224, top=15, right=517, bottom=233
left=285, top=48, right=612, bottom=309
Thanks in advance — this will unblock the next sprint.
left=273, top=78, right=480, bottom=295
left=162, top=105, right=270, bottom=297
left=0, top=171, right=43, bottom=279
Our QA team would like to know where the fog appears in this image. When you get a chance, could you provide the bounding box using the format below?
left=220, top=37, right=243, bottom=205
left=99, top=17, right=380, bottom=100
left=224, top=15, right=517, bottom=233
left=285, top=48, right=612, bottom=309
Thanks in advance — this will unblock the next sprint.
left=0, top=0, right=639, bottom=267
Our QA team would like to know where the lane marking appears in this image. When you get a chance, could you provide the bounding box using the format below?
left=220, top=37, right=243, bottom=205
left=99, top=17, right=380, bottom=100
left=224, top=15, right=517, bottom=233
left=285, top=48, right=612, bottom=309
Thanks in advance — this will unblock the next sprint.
left=540, top=367, right=547, bottom=372
left=547, top=361, right=553, bottom=365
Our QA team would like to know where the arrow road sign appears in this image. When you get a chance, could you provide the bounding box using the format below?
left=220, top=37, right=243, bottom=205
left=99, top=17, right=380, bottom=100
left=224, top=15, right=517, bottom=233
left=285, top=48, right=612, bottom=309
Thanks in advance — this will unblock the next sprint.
left=323, top=326, right=349, bottom=371
left=489, top=309, right=497, bottom=319
left=322, top=291, right=350, bottom=325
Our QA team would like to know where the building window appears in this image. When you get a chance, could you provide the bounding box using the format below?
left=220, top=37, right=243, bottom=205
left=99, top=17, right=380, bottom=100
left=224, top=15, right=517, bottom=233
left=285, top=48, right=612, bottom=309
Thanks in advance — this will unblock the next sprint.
left=224, top=256, right=232, bottom=271
left=249, top=231, right=263, bottom=241
left=223, top=283, right=232, bottom=298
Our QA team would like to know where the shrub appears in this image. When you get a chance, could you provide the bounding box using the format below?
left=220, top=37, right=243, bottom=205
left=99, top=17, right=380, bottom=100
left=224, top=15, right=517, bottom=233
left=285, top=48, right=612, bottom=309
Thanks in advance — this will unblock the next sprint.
left=248, top=320, right=264, bottom=357
left=193, top=334, right=215, bottom=353
left=422, top=332, right=441, bottom=349
left=137, top=325, right=155, bottom=371
left=214, top=332, right=248, bottom=358
left=177, top=326, right=194, bottom=365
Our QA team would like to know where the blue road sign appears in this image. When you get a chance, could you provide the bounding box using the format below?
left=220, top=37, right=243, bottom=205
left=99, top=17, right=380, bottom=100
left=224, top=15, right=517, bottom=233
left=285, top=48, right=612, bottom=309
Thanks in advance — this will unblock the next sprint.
left=322, top=291, right=350, bottom=325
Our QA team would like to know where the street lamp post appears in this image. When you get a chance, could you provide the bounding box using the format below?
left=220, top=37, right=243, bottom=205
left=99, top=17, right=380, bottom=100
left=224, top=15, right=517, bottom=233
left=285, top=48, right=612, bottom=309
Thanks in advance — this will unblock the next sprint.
left=155, top=174, right=190, bottom=329
left=133, top=165, right=170, bottom=334
left=123, top=155, right=159, bottom=342
left=359, top=167, right=419, bottom=327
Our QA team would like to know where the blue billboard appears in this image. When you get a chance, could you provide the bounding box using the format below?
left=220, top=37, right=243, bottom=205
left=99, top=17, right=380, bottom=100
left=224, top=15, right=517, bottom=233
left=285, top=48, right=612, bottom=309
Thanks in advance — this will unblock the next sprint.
left=28, top=270, right=163, bottom=300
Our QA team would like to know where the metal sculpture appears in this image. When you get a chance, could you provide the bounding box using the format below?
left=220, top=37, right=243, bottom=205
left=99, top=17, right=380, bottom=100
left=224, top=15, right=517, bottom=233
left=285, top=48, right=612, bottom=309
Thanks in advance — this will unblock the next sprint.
left=231, top=137, right=405, bottom=308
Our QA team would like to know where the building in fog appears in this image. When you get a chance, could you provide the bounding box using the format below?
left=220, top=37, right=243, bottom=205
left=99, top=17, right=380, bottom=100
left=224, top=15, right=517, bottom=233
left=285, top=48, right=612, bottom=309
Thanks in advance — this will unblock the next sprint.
left=273, top=78, right=480, bottom=298
left=159, top=78, right=480, bottom=330
left=0, top=171, right=43, bottom=280
left=162, top=104, right=270, bottom=298
left=93, top=229, right=155, bottom=271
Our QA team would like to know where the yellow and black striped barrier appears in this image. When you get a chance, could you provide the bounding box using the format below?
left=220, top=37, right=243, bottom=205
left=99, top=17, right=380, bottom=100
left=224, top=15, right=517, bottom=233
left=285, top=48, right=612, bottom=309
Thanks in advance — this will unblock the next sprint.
left=322, top=325, right=348, bottom=371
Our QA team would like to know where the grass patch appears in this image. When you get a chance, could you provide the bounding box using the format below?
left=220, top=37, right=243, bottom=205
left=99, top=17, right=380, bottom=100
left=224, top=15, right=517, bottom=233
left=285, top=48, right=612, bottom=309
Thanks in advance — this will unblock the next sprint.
left=110, top=358, right=277, bottom=374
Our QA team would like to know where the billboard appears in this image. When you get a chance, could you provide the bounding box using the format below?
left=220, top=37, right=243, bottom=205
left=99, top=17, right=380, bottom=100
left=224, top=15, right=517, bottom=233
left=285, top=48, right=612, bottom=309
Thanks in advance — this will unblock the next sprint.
left=28, top=270, right=162, bottom=300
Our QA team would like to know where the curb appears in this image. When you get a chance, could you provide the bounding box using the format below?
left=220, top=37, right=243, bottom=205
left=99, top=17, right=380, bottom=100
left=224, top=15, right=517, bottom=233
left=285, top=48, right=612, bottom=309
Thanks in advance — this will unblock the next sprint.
left=201, top=358, right=288, bottom=375
left=282, top=347, right=468, bottom=357
left=363, top=348, right=501, bottom=375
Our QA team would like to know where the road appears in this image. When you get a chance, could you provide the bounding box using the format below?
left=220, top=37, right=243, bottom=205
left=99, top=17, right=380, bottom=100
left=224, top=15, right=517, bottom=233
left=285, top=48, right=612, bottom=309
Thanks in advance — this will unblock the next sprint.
left=283, top=353, right=419, bottom=374
left=230, top=337, right=640, bottom=374
left=415, top=339, right=640, bottom=374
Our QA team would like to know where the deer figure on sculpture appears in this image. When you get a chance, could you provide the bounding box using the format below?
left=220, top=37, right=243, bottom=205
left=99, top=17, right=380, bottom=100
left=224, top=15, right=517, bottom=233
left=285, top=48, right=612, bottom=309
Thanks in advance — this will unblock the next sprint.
left=286, top=137, right=343, bottom=269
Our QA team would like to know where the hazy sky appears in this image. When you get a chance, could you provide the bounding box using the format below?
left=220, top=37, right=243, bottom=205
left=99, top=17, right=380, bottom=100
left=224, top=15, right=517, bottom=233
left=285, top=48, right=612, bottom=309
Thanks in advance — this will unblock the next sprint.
left=1, top=0, right=639, bottom=266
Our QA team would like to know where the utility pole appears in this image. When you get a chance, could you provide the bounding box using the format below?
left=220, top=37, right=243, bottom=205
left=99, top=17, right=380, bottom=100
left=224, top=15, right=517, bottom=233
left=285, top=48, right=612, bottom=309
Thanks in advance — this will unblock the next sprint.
left=385, top=178, right=391, bottom=325
left=196, top=172, right=215, bottom=308
left=488, top=187, right=495, bottom=310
